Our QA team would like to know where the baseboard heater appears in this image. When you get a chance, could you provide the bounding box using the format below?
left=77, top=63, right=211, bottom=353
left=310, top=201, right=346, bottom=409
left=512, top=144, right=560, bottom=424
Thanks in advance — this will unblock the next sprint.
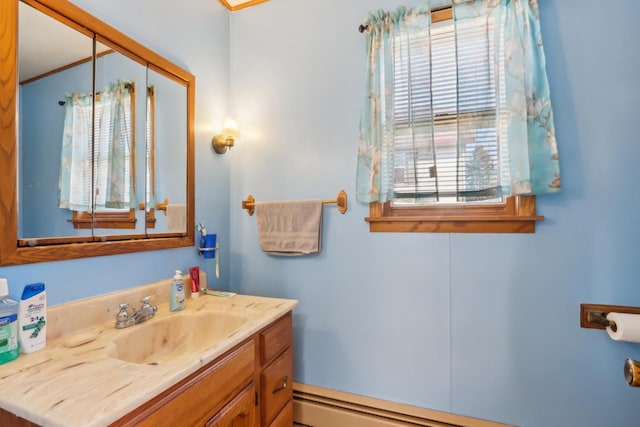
left=293, top=383, right=515, bottom=427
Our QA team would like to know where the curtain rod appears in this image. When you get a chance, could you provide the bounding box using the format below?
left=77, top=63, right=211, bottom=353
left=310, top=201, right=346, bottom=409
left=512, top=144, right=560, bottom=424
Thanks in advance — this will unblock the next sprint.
left=357, top=4, right=452, bottom=33
left=57, top=82, right=134, bottom=106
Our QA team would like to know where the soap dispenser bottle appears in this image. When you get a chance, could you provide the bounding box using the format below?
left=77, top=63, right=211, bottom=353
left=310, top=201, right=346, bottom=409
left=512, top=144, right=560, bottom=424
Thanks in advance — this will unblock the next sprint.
left=170, top=270, right=186, bottom=312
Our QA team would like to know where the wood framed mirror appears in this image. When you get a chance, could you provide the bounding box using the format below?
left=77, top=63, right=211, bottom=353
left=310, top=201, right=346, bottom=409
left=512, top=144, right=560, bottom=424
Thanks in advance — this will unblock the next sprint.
left=0, top=0, right=195, bottom=266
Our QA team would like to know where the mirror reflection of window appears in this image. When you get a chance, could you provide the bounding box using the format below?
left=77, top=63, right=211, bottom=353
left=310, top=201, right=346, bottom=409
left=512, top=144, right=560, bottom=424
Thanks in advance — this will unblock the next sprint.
left=59, top=81, right=134, bottom=210
left=60, top=80, right=139, bottom=229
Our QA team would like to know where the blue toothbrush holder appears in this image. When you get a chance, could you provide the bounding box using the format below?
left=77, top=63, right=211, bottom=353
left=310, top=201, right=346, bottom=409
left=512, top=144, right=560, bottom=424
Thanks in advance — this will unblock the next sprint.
left=199, top=233, right=217, bottom=259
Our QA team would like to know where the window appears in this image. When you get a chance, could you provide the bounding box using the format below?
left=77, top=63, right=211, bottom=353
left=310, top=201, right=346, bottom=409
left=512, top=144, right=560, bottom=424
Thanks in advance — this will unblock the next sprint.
left=364, top=6, right=543, bottom=233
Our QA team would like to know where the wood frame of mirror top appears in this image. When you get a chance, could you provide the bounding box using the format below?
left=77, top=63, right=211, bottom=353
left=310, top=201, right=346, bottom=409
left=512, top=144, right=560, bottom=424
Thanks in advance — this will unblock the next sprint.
left=0, top=0, right=196, bottom=266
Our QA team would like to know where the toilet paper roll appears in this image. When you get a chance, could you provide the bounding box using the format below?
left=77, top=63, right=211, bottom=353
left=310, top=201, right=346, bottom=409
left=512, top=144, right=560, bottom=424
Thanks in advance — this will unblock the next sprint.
left=606, top=313, right=640, bottom=343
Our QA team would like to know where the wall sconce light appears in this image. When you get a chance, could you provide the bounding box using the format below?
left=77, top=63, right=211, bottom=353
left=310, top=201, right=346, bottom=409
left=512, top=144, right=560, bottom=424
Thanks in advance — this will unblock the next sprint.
left=212, top=118, right=241, bottom=154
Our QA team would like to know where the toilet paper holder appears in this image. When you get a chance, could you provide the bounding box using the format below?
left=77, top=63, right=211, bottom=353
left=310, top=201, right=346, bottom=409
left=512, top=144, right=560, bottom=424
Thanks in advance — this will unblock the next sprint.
left=586, top=311, right=617, bottom=332
left=580, top=303, right=640, bottom=330
left=581, top=304, right=640, bottom=388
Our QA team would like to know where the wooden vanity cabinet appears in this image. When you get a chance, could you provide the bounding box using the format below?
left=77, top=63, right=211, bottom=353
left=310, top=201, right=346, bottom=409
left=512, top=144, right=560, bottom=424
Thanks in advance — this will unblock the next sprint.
left=112, top=311, right=294, bottom=427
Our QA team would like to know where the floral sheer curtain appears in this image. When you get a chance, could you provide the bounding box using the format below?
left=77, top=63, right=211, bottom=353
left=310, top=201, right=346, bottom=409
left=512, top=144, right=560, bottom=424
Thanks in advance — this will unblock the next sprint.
left=356, top=0, right=560, bottom=204
left=58, top=80, right=135, bottom=211
left=58, top=92, right=92, bottom=211
left=356, top=5, right=433, bottom=204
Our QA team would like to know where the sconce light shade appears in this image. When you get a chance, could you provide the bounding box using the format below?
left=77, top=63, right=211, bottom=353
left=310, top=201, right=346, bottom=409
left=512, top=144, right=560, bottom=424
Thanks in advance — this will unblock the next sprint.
left=212, top=118, right=241, bottom=154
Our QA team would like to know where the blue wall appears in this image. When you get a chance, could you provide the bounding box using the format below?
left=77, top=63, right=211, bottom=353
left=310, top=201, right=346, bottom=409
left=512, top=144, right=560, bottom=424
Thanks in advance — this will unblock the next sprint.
left=5, top=0, right=640, bottom=426
left=1, top=0, right=232, bottom=304
left=20, top=57, right=92, bottom=239
left=228, top=1, right=640, bottom=426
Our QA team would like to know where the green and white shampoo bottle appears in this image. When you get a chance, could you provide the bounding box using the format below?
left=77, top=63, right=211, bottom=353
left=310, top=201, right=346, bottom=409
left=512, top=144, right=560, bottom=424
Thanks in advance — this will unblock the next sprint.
left=18, top=283, right=46, bottom=354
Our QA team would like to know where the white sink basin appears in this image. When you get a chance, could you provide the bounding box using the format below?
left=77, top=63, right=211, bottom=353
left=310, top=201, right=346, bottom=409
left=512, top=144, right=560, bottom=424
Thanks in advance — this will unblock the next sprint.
left=109, top=310, right=249, bottom=365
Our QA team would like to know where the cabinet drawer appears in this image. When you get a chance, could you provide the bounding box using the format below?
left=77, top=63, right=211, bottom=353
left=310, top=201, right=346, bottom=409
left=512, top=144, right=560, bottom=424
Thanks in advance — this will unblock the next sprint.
left=261, top=348, right=293, bottom=424
left=260, top=313, right=292, bottom=364
left=115, top=340, right=255, bottom=427
left=268, top=401, right=293, bottom=427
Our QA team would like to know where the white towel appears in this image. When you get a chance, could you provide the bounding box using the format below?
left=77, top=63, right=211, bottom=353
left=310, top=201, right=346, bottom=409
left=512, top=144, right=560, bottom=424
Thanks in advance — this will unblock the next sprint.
left=256, top=200, right=323, bottom=256
left=166, top=203, right=186, bottom=233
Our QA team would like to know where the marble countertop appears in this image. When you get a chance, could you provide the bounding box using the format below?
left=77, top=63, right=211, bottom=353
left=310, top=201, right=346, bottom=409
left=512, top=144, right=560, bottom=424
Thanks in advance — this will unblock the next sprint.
left=0, top=281, right=297, bottom=427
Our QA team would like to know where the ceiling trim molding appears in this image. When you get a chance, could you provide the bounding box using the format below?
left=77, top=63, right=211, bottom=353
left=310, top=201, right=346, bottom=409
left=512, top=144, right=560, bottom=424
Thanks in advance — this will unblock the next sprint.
left=219, top=0, right=270, bottom=12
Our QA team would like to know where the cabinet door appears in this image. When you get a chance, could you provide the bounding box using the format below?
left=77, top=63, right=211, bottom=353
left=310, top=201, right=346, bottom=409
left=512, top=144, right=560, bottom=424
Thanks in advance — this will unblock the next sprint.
left=206, top=383, right=256, bottom=427
left=268, top=401, right=293, bottom=427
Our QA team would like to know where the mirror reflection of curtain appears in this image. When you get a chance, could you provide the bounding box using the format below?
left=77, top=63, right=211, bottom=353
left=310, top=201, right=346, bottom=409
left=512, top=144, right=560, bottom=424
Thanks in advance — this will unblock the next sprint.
left=58, top=79, right=135, bottom=212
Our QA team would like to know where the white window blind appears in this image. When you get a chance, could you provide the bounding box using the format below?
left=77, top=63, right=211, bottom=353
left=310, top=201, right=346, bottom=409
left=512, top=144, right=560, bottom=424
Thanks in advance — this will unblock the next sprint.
left=390, top=14, right=508, bottom=206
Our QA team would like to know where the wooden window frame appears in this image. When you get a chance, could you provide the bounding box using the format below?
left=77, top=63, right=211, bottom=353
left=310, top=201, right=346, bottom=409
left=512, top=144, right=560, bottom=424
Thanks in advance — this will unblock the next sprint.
left=70, top=209, right=136, bottom=229
left=366, top=195, right=543, bottom=233
left=365, top=6, right=543, bottom=234
left=66, top=207, right=155, bottom=231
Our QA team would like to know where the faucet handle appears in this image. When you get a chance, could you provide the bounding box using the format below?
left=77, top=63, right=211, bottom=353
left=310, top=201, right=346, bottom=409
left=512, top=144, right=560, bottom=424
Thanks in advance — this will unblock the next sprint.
left=116, top=303, right=131, bottom=323
left=140, top=295, right=156, bottom=305
left=140, top=296, right=158, bottom=314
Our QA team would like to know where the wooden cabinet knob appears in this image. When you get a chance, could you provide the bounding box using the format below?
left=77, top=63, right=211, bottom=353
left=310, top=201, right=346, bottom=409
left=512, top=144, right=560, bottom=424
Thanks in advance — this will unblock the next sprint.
left=624, top=359, right=640, bottom=387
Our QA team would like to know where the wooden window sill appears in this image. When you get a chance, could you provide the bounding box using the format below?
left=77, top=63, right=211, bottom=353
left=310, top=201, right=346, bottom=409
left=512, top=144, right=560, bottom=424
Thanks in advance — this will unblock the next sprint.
left=68, top=208, right=157, bottom=230
left=70, top=210, right=137, bottom=230
left=366, top=195, right=543, bottom=233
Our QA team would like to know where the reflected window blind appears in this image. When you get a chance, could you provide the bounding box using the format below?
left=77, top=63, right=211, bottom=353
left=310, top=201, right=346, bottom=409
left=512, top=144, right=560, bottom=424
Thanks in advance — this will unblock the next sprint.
left=390, top=14, right=507, bottom=205
left=80, top=92, right=133, bottom=210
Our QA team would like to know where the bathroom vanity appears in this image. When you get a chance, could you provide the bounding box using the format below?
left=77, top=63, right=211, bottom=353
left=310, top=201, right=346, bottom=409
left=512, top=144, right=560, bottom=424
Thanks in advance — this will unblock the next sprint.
left=112, top=313, right=294, bottom=427
left=0, top=280, right=297, bottom=427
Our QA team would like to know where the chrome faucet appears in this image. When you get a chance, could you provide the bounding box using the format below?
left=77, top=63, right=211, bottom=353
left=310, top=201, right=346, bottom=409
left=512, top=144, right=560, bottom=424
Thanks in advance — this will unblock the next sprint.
left=115, top=296, right=158, bottom=329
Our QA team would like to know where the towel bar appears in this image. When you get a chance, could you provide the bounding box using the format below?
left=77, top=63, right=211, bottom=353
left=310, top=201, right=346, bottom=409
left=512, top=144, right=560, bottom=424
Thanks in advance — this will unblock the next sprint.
left=241, top=190, right=348, bottom=216
left=138, top=198, right=170, bottom=215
